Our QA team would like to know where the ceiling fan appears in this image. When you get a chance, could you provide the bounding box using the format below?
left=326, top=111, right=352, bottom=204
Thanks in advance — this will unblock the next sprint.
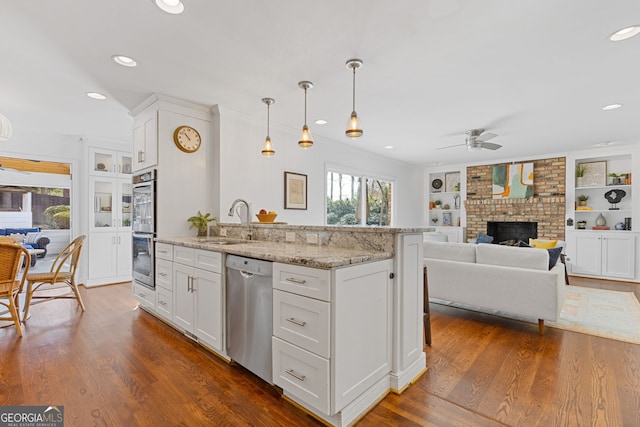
left=438, top=129, right=502, bottom=152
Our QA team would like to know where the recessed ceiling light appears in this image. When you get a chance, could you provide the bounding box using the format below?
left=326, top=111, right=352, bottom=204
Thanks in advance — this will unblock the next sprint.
left=154, top=0, right=184, bottom=14
left=86, top=92, right=106, bottom=100
left=602, top=103, right=623, bottom=111
left=384, top=145, right=394, bottom=149
left=597, top=141, right=615, bottom=147
left=314, top=119, right=327, bottom=125
left=112, top=55, right=137, bottom=67
left=610, top=25, right=640, bottom=41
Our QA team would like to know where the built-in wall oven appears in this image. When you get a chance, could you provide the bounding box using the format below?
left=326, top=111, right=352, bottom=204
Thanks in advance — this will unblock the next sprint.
left=132, top=170, right=156, bottom=289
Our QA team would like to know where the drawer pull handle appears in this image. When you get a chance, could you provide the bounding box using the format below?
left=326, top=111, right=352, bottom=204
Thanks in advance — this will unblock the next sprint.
left=158, top=250, right=168, bottom=254
left=285, top=369, right=306, bottom=382
left=159, top=301, right=166, bottom=306
left=159, top=272, right=167, bottom=277
left=286, top=277, right=307, bottom=285
left=286, top=317, right=307, bottom=327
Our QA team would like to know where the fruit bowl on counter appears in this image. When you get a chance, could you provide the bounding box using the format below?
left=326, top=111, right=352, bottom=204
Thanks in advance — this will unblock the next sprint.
left=255, top=212, right=277, bottom=223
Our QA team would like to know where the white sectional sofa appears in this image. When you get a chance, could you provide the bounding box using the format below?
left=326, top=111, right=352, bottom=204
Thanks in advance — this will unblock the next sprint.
left=424, top=241, right=565, bottom=334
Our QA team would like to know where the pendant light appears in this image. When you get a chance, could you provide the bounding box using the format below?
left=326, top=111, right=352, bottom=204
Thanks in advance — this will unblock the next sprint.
left=261, top=98, right=275, bottom=157
left=0, top=113, right=13, bottom=141
left=345, top=59, right=363, bottom=139
left=298, top=81, right=314, bottom=148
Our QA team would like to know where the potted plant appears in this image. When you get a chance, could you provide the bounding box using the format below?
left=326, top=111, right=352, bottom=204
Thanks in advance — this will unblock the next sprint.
left=575, top=164, right=586, bottom=187
left=434, top=200, right=442, bottom=209
left=577, top=194, right=589, bottom=206
left=608, top=173, right=626, bottom=185
left=187, top=211, right=217, bottom=237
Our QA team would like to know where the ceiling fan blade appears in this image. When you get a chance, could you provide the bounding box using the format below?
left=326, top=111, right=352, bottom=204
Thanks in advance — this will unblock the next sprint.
left=436, top=143, right=466, bottom=150
left=476, top=132, right=498, bottom=142
left=480, top=142, right=502, bottom=150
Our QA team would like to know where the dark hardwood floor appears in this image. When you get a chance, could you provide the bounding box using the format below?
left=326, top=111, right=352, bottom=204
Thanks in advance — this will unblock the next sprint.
left=1, top=280, right=639, bottom=426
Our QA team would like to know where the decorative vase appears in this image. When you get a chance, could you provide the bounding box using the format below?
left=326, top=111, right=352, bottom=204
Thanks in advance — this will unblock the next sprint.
left=596, top=213, right=606, bottom=226
left=197, top=227, right=208, bottom=237
left=578, top=200, right=587, bottom=207
left=576, top=177, right=584, bottom=187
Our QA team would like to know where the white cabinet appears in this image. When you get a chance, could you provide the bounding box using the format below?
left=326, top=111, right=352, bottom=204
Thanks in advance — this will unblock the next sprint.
left=567, top=231, right=636, bottom=279
left=429, top=226, right=467, bottom=243
left=86, top=146, right=133, bottom=287
left=132, top=281, right=155, bottom=311
left=90, top=177, right=132, bottom=230
left=172, top=246, right=223, bottom=351
left=87, top=232, right=131, bottom=286
left=132, top=110, right=158, bottom=172
left=272, top=259, right=393, bottom=421
left=89, top=147, right=133, bottom=176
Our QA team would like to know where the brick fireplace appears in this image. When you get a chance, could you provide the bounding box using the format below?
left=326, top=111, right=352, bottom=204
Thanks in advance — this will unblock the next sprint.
left=464, top=157, right=565, bottom=242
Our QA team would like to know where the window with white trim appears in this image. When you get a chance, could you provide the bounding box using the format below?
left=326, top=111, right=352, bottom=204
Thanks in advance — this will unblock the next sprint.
left=326, top=169, right=393, bottom=226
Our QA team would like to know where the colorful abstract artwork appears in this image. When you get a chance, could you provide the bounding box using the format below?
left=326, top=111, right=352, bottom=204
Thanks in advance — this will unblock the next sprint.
left=492, top=162, right=534, bottom=199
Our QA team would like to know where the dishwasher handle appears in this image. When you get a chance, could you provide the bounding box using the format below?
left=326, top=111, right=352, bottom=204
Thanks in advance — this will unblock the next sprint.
left=239, top=270, right=254, bottom=279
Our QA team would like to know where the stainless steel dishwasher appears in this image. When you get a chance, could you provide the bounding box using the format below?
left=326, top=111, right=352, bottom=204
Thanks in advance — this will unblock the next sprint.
left=225, top=254, right=273, bottom=384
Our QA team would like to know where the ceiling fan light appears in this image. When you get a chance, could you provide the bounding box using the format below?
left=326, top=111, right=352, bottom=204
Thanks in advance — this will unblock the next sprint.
left=467, top=144, right=483, bottom=152
left=0, top=113, right=13, bottom=141
left=299, top=125, right=313, bottom=148
left=345, top=112, right=363, bottom=139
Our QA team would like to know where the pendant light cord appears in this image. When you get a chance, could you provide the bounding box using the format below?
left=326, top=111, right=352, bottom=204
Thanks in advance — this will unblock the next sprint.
left=304, top=87, right=308, bottom=126
left=352, top=66, right=357, bottom=113
left=267, top=102, right=270, bottom=137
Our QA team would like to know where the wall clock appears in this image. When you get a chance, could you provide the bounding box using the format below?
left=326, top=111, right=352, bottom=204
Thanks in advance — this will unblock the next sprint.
left=431, top=178, right=443, bottom=191
left=173, top=125, right=201, bottom=153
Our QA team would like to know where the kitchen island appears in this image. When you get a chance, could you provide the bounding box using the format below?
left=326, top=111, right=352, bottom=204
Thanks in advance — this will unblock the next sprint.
left=136, top=224, right=429, bottom=427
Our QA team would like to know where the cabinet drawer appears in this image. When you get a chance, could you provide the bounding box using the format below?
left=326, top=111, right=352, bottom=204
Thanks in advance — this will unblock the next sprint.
left=174, top=246, right=195, bottom=265
left=156, top=259, right=173, bottom=291
left=273, top=290, right=330, bottom=358
left=272, top=337, right=330, bottom=415
left=194, top=249, right=222, bottom=273
left=273, top=263, right=331, bottom=301
left=156, top=287, right=173, bottom=321
left=133, top=282, right=156, bottom=310
left=156, top=243, right=173, bottom=261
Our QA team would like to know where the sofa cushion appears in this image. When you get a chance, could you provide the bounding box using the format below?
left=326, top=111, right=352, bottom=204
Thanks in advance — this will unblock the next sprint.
left=529, top=238, right=558, bottom=249
left=476, top=232, right=494, bottom=244
left=24, top=231, right=42, bottom=245
left=476, top=243, right=549, bottom=271
left=424, top=241, right=476, bottom=263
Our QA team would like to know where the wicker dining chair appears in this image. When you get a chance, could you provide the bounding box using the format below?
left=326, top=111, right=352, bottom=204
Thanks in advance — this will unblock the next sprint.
left=0, top=242, right=30, bottom=336
left=23, top=235, right=86, bottom=320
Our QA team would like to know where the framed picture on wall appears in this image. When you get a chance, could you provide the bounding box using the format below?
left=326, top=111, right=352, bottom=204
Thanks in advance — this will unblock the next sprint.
left=284, top=171, right=307, bottom=210
left=445, top=172, right=460, bottom=192
left=578, top=161, right=607, bottom=187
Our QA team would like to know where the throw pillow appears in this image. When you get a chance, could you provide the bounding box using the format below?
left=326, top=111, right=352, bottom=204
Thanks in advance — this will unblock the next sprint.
left=529, top=238, right=558, bottom=249
left=9, top=233, right=25, bottom=242
left=476, top=232, right=494, bottom=244
left=547, top=246, right=563, bottom=270
left=25, top=232, right=41, bottom=245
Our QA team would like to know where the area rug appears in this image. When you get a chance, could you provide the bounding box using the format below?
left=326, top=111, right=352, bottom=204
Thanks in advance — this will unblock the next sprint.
left=432, top=286, right=640, bottom=345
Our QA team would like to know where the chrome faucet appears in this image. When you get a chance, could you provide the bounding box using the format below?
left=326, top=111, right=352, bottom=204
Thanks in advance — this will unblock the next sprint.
left=227, top=199, right=251, bottom=224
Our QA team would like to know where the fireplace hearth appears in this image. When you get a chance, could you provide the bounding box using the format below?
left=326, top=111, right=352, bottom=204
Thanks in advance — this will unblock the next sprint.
left=487, top=221, right=538, bottom=244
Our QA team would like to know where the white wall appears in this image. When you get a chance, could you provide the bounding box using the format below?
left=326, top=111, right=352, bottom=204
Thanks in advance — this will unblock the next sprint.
left=215, top=107, right=424, bottom=227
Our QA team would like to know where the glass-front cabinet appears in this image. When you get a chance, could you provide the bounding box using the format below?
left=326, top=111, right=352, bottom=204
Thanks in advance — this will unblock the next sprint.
left=89, top=147, right=133, bottom=176
left=90, top=177, right=132, bottom=231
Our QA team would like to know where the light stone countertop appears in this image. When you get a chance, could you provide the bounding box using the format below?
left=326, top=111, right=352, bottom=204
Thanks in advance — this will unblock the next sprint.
left=156, top=236, right=393, bottom=269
